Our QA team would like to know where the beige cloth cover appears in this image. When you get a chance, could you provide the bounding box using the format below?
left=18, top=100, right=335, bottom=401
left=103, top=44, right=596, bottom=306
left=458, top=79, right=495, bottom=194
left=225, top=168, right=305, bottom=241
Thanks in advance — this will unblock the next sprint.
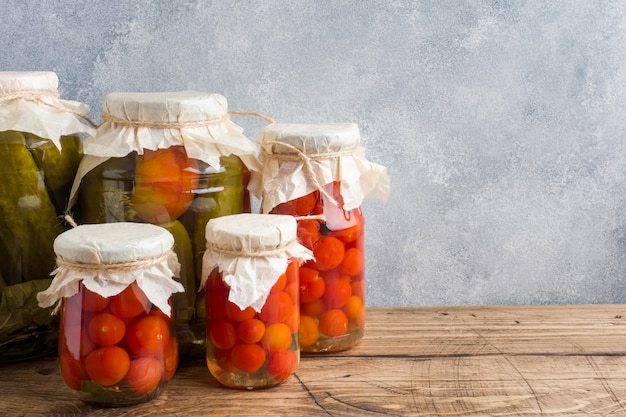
left=69, top=91, right=260, bottom=206
left=201, top=213, right=314, bottom=312
left=0, top=71, right=95, bottom=146
left=37, top=222, right=184, bottom=317
left=251, top=122, right=390, bottom=213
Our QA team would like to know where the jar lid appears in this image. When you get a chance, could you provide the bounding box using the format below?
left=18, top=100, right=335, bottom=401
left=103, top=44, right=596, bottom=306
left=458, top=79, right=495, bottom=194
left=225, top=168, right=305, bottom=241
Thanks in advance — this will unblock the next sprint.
left=54, top=222, right=175, bottom=263
left=102, top=91, right=228, bottom=125
left=0, top=71, right=59, bottom=91
left=76, top=90, right=259, bottom=183
left=37, top=222, right=184, bottom=316
left=251, top=122, right=390, bottom=212
left=0, top=71, right=94, bottom=145
left=201, top=214, right=314, bottom=312
left=257, top=122, right=360, bottom=155
left=204, top=213, right=297, bottom=253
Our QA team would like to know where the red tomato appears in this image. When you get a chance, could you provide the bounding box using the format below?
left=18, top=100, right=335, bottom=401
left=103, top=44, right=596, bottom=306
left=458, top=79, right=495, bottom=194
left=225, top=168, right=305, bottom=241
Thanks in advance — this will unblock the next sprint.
left=126, top=315, right=170, bottom=357
left=132, top=146, right=199, bottom=223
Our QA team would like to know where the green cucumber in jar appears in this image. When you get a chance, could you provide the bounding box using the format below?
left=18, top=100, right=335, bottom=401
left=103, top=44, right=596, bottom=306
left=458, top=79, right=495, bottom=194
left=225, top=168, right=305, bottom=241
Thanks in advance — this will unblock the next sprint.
left=24, top=132, right=82, bottom=215
left=79, top=154, right=137, bottom=223
left=0, top=130, right=63, bottom=282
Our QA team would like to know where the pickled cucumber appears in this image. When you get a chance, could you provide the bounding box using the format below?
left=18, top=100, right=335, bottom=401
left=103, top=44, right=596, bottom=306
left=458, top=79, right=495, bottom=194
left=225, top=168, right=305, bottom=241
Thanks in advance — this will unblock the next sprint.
left=79, top=154, right=137, bottom=223
left=24, top=133, right=83, bottom=215
left=180, top=155, right=245, bottom=282
left=160, top=220, right=196, bottom=324
left=0, top=130, right=63, bottom=282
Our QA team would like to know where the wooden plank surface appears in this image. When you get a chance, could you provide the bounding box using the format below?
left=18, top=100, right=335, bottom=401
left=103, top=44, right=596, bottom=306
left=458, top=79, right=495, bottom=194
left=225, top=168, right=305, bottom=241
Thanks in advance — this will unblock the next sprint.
left=2, top=305, right=626, bottom=416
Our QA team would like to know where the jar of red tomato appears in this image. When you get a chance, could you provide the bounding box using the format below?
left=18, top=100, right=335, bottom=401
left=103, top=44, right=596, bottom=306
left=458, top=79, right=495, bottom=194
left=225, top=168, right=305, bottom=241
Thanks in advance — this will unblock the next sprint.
left=37, top=222, right=185, bottom=406
left=252, top=123, right=390, bottom=353
left=68, top=91, right=260, bottom=360
left=201, top=213, right=313, bottom=389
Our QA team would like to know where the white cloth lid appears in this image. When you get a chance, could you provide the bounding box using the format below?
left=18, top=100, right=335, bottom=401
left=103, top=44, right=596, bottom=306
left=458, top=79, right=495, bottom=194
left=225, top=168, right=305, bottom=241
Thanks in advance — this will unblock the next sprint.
left=69, top=91, right=261, bottom=208
left=0, top=71, right=59, bottom=90
left=0, top=71, right=95, bottom=146
left=201, top=213, right=314, bottom=312
left=250, top=122, right=390, bottom=212
left=37, top=222, right=184, bottom=316
left=83, top=91, right=259, bottom=169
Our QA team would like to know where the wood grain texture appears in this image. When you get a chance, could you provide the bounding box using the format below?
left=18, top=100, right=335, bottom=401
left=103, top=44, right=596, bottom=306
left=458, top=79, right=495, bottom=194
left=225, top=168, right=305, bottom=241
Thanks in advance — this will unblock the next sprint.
left=2, top=305, right=626, bottom=416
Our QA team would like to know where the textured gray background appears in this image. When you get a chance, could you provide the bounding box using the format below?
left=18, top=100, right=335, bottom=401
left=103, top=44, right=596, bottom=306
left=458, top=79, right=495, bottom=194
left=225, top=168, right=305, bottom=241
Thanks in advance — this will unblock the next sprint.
left=3, top=1, right=626, bottom=307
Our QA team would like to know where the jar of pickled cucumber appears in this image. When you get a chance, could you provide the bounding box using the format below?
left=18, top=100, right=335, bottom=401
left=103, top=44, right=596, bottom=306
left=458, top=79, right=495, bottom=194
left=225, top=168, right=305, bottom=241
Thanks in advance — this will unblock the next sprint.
left=252, top=123, right=389, bottom=353
left=0, top=71, right=94, bottom=362
left=201, top=213, right=313, bottom=389
left=69, top=91, right=260, bottom=360
left=37, top=222, right=184, bottom=406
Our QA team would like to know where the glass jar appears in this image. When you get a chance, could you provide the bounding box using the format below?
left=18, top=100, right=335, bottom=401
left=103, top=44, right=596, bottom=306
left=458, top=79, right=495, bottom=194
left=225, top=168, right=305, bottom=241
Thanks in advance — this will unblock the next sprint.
left=0, top=71, right=94, bottom=362
left=37, top=222, right=185, bottom=406
left=201, top=213, right=313, bottom=389
left=252, top=123, right=390, bottom=353
left=69, top=91, right=260, bottom=360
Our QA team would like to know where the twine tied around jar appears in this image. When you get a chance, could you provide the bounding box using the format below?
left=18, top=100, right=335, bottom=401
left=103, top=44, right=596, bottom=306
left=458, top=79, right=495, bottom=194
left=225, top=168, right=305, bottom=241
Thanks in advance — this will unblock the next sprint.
left=0, top=89, right=99, bottom=128
left=101, top=109, right=275, bottom=129
left=54, top=249, right=178, bottom=274
left=260, top=140, right=358, bottom=207
left=205, top=239, right=301, bottom=258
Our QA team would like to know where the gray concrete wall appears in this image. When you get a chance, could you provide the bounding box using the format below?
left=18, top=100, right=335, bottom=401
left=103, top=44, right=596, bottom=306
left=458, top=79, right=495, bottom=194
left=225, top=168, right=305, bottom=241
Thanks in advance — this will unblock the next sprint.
left=4, top=0, right=626, bottom=307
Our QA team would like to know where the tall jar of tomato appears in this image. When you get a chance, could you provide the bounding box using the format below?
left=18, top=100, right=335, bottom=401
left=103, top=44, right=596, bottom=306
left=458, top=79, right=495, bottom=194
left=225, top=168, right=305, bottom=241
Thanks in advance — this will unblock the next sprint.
left=251, top=123, right=390, bottom=353
left=68, top=92, right=260, bottom=360
left=37, top=222, right=185, bottom=406
left=0, top=71, right=95, bottom=363
left=201, top=213, right=313, bottom=389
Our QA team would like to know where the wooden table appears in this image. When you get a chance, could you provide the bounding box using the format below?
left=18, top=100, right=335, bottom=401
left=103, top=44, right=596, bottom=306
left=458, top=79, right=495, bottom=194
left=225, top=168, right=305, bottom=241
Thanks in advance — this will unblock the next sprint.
left=3, top=305, right=626, bottom=416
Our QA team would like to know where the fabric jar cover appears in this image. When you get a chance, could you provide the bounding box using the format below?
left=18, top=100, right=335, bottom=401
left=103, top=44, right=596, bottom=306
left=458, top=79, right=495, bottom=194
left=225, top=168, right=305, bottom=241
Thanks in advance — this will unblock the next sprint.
left=37, top=222, right=184, bottom=317
left=0, top=71, right=95, bottom=146
left=201, top=213, right=314, bottom=312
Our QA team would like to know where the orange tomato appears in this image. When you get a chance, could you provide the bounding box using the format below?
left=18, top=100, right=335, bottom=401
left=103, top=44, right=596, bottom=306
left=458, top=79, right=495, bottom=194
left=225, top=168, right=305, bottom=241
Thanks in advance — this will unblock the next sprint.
left=110, top=283, right=149, bottom=319
left=299, top=267, right=325, bottom=303
left=258, top=292, right=293, bottom=324
left=318, top=309, right=349, bottom=337
left=127, top=357, right=162, bottom=394
left=267, top=350, right=297, bottom=382
left=230, top=343, right=266, bottom=373
left=237, top=319, right=265, bottom=344
left=225, top=302, right=256, bottom=322
left=297, top=220, right=321, bottom=250
left=299, top=315, right=319, bottom=348
left=312, top=237, right=345, bottom=271
left=260, top=323, right=292, bottom=352
left=209, top=319, right=237, bottom=350
left=322, top=280, right=352, bottom=310
left=132, top=146, right=199, bottom=223
left=87, top=313, right=126, bottom=346
left=126, top=315, right=170, bottom=357
left=85, top=346, right=130, bottom=387
left=340, top=247, right=363, bottom=277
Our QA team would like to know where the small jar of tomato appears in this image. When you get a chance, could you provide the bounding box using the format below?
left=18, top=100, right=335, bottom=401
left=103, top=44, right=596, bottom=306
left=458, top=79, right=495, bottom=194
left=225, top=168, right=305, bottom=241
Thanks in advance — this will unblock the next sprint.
left=201, top=213, right=313, bottom=389
left=37, top=222, right=185, bottom=406
left=69, top=91, right=260, bottom=360
left=252, top=123, right=390, bottom=353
